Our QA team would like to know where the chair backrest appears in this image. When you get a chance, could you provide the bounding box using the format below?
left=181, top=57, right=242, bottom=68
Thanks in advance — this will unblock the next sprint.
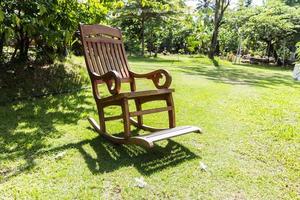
left=79, top=24, right=131, bottom=82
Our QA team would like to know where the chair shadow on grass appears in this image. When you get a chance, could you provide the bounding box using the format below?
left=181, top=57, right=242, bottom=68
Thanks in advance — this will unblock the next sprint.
left=1, top=96, right=199, bottom=182
left=79, top=133, right=199, bottom=175
left=179, top=65, right=300, bottom=88
left=38, top=129, right=199, bottom=176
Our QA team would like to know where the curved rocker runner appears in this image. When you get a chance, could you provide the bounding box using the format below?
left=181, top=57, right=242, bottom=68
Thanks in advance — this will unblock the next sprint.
left=79, top=24, right=202, bottom=148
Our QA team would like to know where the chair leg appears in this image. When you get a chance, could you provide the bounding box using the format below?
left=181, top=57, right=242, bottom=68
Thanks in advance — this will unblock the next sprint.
left=134, top=99, right=143, bottom=127
left=121, top=98, right=131, bottom=139
left=166, top=94, right=176, bottom=128
left=97, top=105, right=106, bottom=133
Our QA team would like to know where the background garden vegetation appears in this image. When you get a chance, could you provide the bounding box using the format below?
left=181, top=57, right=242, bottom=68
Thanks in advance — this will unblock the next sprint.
left=0, top=0, right=299, bottom=64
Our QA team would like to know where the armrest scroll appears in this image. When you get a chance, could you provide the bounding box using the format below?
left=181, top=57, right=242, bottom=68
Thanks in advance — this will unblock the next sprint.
left=129, top=69, right=172, bottom=89
left=91, top=70, right=121, bottom=97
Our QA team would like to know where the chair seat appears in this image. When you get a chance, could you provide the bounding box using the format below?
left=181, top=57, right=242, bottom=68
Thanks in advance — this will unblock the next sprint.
left=99, top=88, right=174, bottom=103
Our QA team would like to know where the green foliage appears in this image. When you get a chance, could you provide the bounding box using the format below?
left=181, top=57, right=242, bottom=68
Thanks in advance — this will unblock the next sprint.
left=283, top=0, right=300, bottom=6
left=241, top=4, right=297, bottom=43
left=296, top=41, right=300, bottom=61
left=240, top=3, right=300, bottom=63
left=186, top=35, right=201, bottom=53
left=0, top=0, right=111, bottom=63
left=0, top=10, right=4, bottom=22
left=219, top=27, right=239, bottom=53
left=218, top=2, right=300, bottom=64
left=159, top=13, right=198, bottom=54
left=112, top=0, right=183, bottom=56
left=1, top=0, right=300, bottom=65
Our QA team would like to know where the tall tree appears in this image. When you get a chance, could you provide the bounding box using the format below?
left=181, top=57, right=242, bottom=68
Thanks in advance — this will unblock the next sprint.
left=0, top=0, right=110, bottom=63
left=210, top=0, right=230, bottom=59
left=240, top=3, right=300, bottom=65
left=197, top=0, right=230, bottom=59
left=283, top=0, right=300, bottom=6
left=244, top=0, right=252, bottom=7
left=113, top=0, right=178, bottom=56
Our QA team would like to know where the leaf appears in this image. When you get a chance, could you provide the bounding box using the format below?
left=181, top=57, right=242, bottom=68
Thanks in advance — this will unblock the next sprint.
left=64, top=31, right=72, bottom=44
left=54, top=151, right=66, bottom=160
left=12, top=15, right=21, bottom=27
left=39, top=5, right=47, bottom=15
left=134, top=177, right=147, bottom=188
left=199, top=161, right=208, bottom=172
left=0, top=10, right=4, bottom=23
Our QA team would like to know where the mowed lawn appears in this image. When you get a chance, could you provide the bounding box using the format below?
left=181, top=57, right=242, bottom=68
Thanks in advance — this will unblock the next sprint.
left=0, top=55, right=299, bottom=199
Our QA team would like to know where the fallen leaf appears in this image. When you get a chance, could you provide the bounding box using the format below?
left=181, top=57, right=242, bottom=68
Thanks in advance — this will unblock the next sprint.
left=199, top=161, right=208, bottom=172
left=134, top=177, right=147, bottom=188
left=54, top=151, right=66, bottom=160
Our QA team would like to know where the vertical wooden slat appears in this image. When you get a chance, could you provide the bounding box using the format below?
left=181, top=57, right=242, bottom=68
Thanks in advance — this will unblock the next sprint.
left=91, top=42, right=102, bottom=75
left=86, top=41, right=98, bottom=74
left=84, top=42, right=94, bottom=73
left=105, top=43, right=116, bottom=72
left=96, top=42, right=108, bottom=74
left=120, top=43, right=130, bottom=77
left=112, top=43, right=126, bottom=78
left=109, top=43, right=119, bottom=73
left=116, top=43, right=128, bottom=78
left=102, top=43, right=114, bottom=70
left=85, top=34, right=131, bottom=79
left=101, top=42, right=112, bottom=72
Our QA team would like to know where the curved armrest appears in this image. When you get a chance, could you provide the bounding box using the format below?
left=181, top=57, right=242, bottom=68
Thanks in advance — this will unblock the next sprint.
left=129, top=69, right=172, bottom=89
left=91, top=70, right=121, bottom=97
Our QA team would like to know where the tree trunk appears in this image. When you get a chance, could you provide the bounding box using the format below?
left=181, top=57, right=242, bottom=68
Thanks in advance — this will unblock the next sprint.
left=57, top=44, right=68, bottom=58
left=141, top=19, right=145, bottom=57
left=209, top=27, right=219, bottom=59
left=0, top=32, right=5, bottom=57
left=267, top=41, right=282, bottom=65
left=10, top=45, right=18, bottom=62
left=18, top=27, right=30, bottom=61
left=266, top=40, right=271, bottom=58
left=207, top=0, right=229, bottom=59
left=269, top=43, right=282, bottom=65
left=209, top=0, right=220, bottom=59
left=154, top=46, right=158, bottom=57
left=18, top=37, right=30, bottom=61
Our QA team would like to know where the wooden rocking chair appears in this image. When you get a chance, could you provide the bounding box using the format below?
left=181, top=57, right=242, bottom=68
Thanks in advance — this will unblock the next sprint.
left=79, top=24, right=202, bottom=148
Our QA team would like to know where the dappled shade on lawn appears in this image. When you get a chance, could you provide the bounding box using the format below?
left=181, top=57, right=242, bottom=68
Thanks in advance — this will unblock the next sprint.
left=0, top=62, right=86, bottom=104
left=0, top=92, right=93, bottom=183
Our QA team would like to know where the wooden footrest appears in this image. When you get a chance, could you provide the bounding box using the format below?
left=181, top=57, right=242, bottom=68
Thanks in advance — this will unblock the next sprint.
left=131, top=126, right=202, bottom=148
left=88, top=117, right=202, bottom=148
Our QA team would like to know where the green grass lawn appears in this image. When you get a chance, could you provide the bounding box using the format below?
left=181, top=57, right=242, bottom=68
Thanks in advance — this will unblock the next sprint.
left=0, top=55, right=299, bottom=199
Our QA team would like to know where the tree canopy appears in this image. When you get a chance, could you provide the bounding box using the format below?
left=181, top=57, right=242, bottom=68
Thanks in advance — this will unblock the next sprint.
left=0, top=0, right=300, bottom=65
left=0, top=0, right=111, bottom=63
